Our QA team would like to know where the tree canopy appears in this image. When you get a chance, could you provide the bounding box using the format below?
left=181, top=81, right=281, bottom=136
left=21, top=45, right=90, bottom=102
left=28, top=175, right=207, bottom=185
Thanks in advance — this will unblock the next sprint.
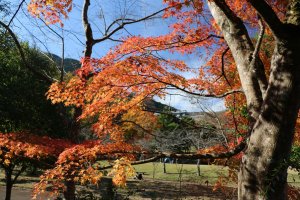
left=1, top=0, right=300, bottom=199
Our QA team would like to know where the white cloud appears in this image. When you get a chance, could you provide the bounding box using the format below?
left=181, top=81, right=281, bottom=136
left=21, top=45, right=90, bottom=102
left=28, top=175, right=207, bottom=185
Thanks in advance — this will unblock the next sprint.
left=205, top=99, right=226, bottom=112
left=154, top=90, right=226, bottom=112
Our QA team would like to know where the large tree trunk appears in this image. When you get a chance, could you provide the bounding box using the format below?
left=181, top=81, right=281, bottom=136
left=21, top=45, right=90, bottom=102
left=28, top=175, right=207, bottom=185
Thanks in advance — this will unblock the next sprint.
left=238, top=29, right=300, bottom=199
left=5, top=182, right=13, bottom=200
left=207, top=0, right=268, bottom=120
left=63, top=108, right=82, bottom=200
left=5, top=169, right=13, bottom=200
left=207, top=0, right=300, bottom=199
left=64, top=180, right=76, bottom=200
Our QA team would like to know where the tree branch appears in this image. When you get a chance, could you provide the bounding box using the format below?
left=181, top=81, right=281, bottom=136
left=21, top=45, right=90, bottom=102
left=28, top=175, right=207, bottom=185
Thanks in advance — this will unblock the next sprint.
left=97, top=155, right=163, bottom=170
left=93, top=3, right=192, bottom=44
left=221, top=47, right=230, bottom=86
left=167, top=86, right=243, bottom=98
left=0, top=21, right=56, bottom=83
left=7, top=0, right=25, bottom=27
left=39, top=18, right=65, bottom=82
left=12, top=165, right=26, bottom=184
left=97, top=139, right=247, bottom=171
left=208, top=0, right=268, bottom=120
left=248, top=0, right=284, bottom=38
left=212, top=0, right=244, bottom=26
left=82, top=0, right=93, bottom=57
left=150, top=75, right=243, bottom=98
left=111, top=34, right=224, bottom=63
left=215, top=47, right=231, bottom=87
left=249, top=16, right=265, bottom=64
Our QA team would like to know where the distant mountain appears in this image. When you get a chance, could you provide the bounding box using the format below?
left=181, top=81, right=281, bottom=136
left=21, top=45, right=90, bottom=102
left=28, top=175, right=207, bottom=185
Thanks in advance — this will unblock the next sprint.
left=64, top=58, right=81, bottom=72
left=186, top=110, right=227, bottom=125
left=143, top=99, right=177, bottom=113
left=47, top=53, right=81, bottom=72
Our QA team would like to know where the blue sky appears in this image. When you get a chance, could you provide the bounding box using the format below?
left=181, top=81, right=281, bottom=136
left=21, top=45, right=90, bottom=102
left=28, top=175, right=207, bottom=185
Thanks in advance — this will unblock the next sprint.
left=6, top=0, right=225, bottom=112
left=9, top=0, right=169, bottom=59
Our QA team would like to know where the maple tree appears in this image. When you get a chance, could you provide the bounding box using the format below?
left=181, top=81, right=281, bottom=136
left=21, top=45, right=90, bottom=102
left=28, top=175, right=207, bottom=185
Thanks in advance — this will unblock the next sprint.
left=0, top=23, right=80, bottom=200
left=32, top=140, right=139, bottom=199
left=0, top=132, right=71, bottom=200
left=24, top=0, right=300, bottom=199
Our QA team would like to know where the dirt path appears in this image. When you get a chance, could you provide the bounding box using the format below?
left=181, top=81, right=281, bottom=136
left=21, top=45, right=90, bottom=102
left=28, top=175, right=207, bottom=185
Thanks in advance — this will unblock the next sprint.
left=0, top=187, right=32, bottom=200
left=0, top=179, right=237, bottom=200
left=0, top=187, right=54, bottom=200
left=125, top=179, right=236, bottom=200
left=91, top=178, right=237, bottom=200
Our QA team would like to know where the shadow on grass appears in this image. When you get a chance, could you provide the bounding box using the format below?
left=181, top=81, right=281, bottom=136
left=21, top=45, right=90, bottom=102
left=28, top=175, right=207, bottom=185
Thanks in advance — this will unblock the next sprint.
left=91, top=177, right=237, bottom=200
left=14, top=178, right=40, bottom=184
left=131, top=180, right=236, bottom=199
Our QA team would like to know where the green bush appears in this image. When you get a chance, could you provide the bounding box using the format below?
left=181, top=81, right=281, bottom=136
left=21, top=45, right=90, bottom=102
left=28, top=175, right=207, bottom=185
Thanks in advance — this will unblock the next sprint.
left=289, top=145, right=300, bottom=170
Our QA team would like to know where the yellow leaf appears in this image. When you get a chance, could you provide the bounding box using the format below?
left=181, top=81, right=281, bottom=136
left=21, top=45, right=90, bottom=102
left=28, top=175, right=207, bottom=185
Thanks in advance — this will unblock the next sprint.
left=4, top=159, right=10, bottom=166
left=46, top=0, right=54, bottom=6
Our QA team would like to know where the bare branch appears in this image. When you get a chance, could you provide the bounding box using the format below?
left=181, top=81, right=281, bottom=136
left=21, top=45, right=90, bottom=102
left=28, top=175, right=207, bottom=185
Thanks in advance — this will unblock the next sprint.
left=12, top=165, right=26, bottom=184
left=126, top=72, right=243, bottom=98
left=108, top=38, right=125, bottom=43
left=39, top=18, right=65, bottom=82
left=61, top=31, right=65, bottom=82
left=105, top=18, right=143, bottom=34
left=82, top=0, right=93, bottom=57
left=155, top=77, right=243, bottom=98
left=249, top=16, right=265, bottom=64
left=0, top=21, right=56, bottom=83
left=94, top=7, right=166, bottom=44
left=159, top=141, right=244, bottom=159
left=215, top=47, right=231, bottom=86
left=93, top=2, right=199, bottom=45
left=249, top=16, right=267, bottom=98
left=168, top=86, right=243, bottom=98
left=221, top=47, right=230, bottom=86
left=98, top=155, right=162, bottom=170
left=111, top=34, right=224, bottom=63
left=97, top=139, right=247, bottom=167
left=96, top=137, right=246, bottom=171
left=7, top=0, right=25, bottom=27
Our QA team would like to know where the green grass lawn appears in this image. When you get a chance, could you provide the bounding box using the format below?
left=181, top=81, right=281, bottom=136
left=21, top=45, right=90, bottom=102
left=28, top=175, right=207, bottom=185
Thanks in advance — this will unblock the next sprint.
left=133, top=162, right=229, bottom=185
left=1, top=163, right=300, bottom=189
left=287, top=169, right=300, bottom=187
left=133, top=162, right=300, bottom=187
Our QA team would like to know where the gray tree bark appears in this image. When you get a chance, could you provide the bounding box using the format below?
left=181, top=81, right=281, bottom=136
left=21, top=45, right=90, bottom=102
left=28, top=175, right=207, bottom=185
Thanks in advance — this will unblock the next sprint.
left=207, top=0, right=268, bottom=121
left=207, top=0, right=300, bottom=199
left=239, top=32, right=300, bottom=200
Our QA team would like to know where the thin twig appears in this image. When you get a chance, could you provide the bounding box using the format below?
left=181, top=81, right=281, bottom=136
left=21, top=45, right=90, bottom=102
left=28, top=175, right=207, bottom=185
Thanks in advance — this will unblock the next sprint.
left=0, top=21, right=56, bottom=83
